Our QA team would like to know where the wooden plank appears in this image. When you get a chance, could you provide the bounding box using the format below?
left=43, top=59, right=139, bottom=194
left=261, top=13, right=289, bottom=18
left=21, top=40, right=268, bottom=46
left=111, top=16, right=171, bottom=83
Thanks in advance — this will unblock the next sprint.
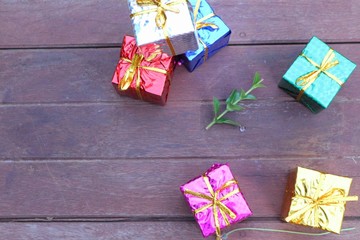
left=0, top=220, right=359, bottom=240
left=0, top=100, right=360, bottom=159
left=0, top=159, right=359, bottom=217
left=0, top=44, right=359, bottom=103
left=1, top=1, right=360, bottom=47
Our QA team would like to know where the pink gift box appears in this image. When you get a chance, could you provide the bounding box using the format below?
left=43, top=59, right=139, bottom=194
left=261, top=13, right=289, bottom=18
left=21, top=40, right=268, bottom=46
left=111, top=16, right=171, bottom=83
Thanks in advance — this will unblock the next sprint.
left=180, top=163, right=252, bottom=238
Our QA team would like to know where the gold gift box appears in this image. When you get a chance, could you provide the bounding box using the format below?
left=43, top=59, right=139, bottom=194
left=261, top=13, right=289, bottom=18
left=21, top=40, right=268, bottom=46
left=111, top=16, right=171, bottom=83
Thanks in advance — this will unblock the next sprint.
left=281, top=167, right=358, bottom=234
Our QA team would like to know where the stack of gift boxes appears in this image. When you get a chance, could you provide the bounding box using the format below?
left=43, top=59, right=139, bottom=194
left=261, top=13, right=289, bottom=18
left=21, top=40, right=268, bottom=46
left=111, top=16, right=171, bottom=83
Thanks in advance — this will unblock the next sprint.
left=111, top=0, right=358, bottom=239
left=112, top=0, right=231, bottom=105
left=112, top=0, right=356, bottom=112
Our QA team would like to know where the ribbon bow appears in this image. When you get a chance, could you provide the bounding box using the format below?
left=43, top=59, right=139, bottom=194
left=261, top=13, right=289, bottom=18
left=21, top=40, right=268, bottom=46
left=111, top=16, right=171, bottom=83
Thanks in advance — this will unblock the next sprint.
left=296, top=49, right=343, bottom=101
left=133, top=0, right=182, bottom=28
left=285, top=173, right=358, bottom=230
left=184, top=175, right=240, bottom=240
left=130, top=0, right=186, bottom=55
left=118, top=49, right=168, bottom=99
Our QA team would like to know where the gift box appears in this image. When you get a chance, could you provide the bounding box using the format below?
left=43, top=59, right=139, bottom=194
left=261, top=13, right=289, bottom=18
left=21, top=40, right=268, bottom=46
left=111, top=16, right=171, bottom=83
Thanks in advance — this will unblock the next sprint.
left=127, top=0, right=199, bottom=56
left=180, top=163, right=252, bottom=239
left=278, top=36, right=357, bottom=113
left=111, top=35, right=176, bottom=105
left=179, top=0, right=231, bottom=72
left=281, top=167, right=358, bottom=233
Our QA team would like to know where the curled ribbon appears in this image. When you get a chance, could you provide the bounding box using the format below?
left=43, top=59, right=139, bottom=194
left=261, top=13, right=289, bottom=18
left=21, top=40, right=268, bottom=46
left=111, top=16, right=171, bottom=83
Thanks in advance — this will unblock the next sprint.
left=184, top=175, right=240, bottom=240
left=296, top=49, right=344, bottom=101
left=285, top=173, right=358, bottom=230
left=131, top=0, right=186, bottom=55
left=118, top=49, right=168, bottom=99
left=193, top=0, right=219, bottom=61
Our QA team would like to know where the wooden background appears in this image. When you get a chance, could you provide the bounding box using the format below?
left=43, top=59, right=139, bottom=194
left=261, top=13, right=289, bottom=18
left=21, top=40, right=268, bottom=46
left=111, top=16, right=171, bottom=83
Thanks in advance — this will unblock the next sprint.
left=0, top=0, right=359, bottom=239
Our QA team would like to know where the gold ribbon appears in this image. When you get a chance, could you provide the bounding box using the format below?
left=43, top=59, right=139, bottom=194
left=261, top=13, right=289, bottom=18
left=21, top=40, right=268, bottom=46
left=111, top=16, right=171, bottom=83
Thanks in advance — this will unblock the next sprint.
left=193, top=0, right=219, bottom=61
left=130, top=0, right=186, bottom=55
left=119, top=51, right=168, bottom=99
left=184, top=175, right=240, bottom=240
left=285, top=173, right=358, bottom=229
left=296, top=49, right=344, bottom=101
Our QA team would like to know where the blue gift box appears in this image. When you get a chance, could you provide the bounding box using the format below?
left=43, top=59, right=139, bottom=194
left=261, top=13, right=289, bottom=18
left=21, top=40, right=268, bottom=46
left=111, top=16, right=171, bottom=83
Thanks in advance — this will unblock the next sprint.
left=279, top=36, right=357, bottom=113
left=179, top=0, right=231, bottom=72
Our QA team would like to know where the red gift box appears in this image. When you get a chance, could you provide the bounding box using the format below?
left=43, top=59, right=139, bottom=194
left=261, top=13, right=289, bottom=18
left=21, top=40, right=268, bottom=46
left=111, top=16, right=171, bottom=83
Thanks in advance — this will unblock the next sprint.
left=112, top=35, right=176, bottom=105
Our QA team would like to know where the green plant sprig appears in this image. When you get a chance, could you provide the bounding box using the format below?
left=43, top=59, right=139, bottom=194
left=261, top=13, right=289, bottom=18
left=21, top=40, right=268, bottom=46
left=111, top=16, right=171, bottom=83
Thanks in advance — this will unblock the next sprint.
left=206, top=72, right=265, bottom=130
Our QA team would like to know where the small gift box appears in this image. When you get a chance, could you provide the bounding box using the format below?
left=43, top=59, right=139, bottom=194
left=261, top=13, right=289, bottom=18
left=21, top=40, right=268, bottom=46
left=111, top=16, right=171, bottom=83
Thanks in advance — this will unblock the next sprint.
left=127, top=0, right=199, bottom=56
left=180, top=163, right=252, bottom=239
left=281, top=167, right=358, bottom=233
left=279, top=36, right=357, bottom=113
left=179, top=0, right=231, bottom=72
left=111, top=35, right=176, bottom=105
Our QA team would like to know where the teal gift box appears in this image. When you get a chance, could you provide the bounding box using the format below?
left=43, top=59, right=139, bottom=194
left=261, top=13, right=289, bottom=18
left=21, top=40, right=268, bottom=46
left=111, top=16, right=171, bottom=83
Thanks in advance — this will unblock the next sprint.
left=179, top=0, right=231, bottom=72
left=279, top=36, right=357, bottom=113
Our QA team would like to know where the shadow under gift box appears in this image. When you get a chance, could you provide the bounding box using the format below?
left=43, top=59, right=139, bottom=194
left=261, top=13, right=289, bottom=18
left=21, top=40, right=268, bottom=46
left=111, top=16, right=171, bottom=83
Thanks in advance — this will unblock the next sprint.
left=279, top=36, right=357, bottom=113
left=179, top=0, right=231, bottom=72
left=112, top=35, right=176, bottom=105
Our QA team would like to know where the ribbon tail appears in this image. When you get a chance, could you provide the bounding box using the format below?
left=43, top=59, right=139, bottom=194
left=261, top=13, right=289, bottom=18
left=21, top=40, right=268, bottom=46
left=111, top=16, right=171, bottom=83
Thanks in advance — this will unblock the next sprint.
left=155, top=9, right=167, bottom=28
left=323, top=71, right=344, bottom=86
left=135, top=67, right=142, bottom=99
left=285, top=204, right=315, bottom=223
left=119, top=71, right=134, bottom=90
left=216, top=235, right=223, bottom=240
left=295, top=70, right=321, bottom=101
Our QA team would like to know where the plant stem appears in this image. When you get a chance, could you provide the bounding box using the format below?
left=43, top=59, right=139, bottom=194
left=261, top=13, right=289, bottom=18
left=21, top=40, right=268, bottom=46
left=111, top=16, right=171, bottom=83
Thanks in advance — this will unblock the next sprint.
left=205, top=80, right=263, bottom=130
left=205, top=121, right=216, bottom=130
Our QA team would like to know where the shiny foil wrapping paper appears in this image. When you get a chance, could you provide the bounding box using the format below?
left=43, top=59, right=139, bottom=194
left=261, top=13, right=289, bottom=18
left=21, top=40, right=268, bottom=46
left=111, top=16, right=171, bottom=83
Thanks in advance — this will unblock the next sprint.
left=279, top=36, right=356, bottom=113
left=281, top=167, right=358, bottom=234
left=180, top=163, right=252, bottom=238
left=128, top=0, right=199, bottom=56
left=111, top=35, right=176, bottom=105
left=180, top=0, right=231, bottom=72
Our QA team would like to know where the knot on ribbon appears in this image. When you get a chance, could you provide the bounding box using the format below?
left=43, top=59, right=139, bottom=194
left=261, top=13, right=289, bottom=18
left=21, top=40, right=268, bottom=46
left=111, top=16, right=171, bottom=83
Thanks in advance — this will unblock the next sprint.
left=134, top=0, right=181, bottom=28
left=285, top=174, right=358, bottom=229
left=117, top=48, right=167, bottom=99
left=295, top=49, right=343, bottom=101
left=120, top=53, right=144, bottom=91
left=184, top=175, right=239, bottom=239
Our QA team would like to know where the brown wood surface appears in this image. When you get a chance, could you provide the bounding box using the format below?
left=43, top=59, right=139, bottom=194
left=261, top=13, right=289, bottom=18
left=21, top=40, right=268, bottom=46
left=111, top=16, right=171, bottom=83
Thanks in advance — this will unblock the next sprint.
left=1, top=0, right=360, bottom=48
left=1, top=0, right=360, bottom=239
left=0, top=159, right=359, bottom=218
left=0, top=221, right=359, bottom=240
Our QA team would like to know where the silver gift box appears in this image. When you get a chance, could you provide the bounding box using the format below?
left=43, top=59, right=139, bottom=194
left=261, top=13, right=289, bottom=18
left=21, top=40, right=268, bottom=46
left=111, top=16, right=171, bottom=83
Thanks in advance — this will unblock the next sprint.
left=128, top=0, right=199, bottom=56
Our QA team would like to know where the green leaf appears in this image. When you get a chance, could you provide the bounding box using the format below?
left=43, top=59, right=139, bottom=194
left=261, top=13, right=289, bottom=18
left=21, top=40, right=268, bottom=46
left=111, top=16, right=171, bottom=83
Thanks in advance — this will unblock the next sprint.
left=206, top=72, right=265, bottom=130
left=240, top=89, right=247, bottom=99
left=213, top=97, right=220, bottom=117
left=217, top=118, right=241, bottom=127
left=226, top=89, right=240, bottom=105
left=226, top=103, right=244, bottom=112
left=254, top=82, right=266, bottom=89
left=244, top=94, right=256, bottom=100
left=253, top=72, right=261, bottom=85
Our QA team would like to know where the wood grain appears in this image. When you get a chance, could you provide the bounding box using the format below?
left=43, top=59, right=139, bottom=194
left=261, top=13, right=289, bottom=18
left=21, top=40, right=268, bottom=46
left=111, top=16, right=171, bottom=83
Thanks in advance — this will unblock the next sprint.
left=1, top=1, right=360, bottom=239
left=1, top=1, right=360, bottom=48
left=0, top=220, right=359, bottom=240
left=0, top=44, right=359, bottom=103
left=0, top=100, right=360, bottom=159
left=0, top=159, right=359, bottom=217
